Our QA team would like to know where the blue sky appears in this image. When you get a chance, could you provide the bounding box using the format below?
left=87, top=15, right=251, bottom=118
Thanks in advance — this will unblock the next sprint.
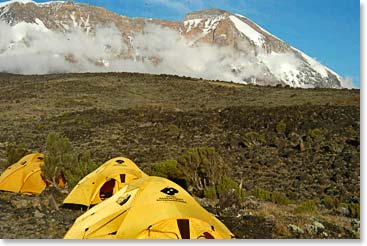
left=1, top=0, right=361, bottom=87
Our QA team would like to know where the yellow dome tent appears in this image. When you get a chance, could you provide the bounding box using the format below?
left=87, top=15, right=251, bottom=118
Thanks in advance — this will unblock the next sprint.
left=64, top=176, right=234, bottom=239
left=63, top=157, right=147, bottom=208
left=0, top=153, right=46, bottom=194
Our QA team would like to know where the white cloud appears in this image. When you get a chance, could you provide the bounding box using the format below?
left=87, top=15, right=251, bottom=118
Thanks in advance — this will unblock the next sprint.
left=130, top=23, right=277, bottom=82
left=0, top=21, right=128, bottom=74
left=340, top=76, right=357, bottom=89
left=0, top=20, right=344, bottom=88
left=0, top=20, right=270, bottom=82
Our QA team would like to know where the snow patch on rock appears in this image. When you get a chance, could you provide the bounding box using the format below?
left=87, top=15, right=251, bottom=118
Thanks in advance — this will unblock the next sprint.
left=229, top=15, right=265, bottom=47
left=184, top=18, right=202, bottom=32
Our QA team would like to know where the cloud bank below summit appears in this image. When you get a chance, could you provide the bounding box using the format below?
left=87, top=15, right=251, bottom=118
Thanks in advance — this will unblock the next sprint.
left=0, top=20, right=269, bottom=83
left=0, top=20, right=355, bottom=88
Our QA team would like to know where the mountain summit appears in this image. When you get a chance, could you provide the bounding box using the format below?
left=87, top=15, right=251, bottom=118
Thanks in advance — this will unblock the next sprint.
left=0, top=0, right=345, bottom=88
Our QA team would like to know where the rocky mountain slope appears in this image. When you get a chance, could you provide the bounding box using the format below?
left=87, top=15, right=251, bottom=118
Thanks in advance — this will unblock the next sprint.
left=0, top=72, right=360, bottom=238
left=0, top=0, right=345, bottom=88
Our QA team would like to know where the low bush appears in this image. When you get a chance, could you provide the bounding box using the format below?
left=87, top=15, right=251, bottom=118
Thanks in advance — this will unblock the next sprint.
left=216, top=176, right=246, bottom=201
left=203, top=186, right=217, bottom=200
left=271, top=191, right=291, bottom=205
left=216, top=176, right=238, bottom=196
left=348, top=203, right=360, bottom=219
left=321, top=196, right=339, bottom=209
left=42, top=132, right=98, bottom=189
left=252, top=187, right=290, bottom=205
left=150, top=147, right=231, bottom=198
left=166, top=124, right=181, bottom=136
left=176, top=147, right=227, bottom=193
left=150, top=159, right=183, bottom=179
left=241, top=131, right=266, bottom=148
left=253, top=186, right=272, bottom=201
left=295, top=200, right=317, bottom=214
left=64, top=150, right=98, bottom=188
left=309, top=128, right=327, bottom=142
left=276, top=120, right=287, bottom=134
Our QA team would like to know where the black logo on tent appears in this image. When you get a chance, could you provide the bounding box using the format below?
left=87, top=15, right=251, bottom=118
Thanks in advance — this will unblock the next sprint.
left=160, top=187, right=178, bottom=196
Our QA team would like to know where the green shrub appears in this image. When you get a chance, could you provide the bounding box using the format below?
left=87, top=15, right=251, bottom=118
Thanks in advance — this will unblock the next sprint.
left=150, top=160, right=183, bottom=179
left=42, top=132, right=98, bottom=189
left=215, top=176, right=247, bottom=208
left=276, top=120, right=287, bottom=134
left=252, top=187, right=290, bottom=205
left=321, top=196, right=339, bottom=209
left=271, top=191, right=291, bottom=205
left=176, top=147, right=227, bottom=192
left=339, top=202, right=349, bottom=208
left=216, top=176, right=238, bottom=196
left=64, top=150, right=99, bottom=188
left=42, top=132, right=73, bottom=185
left=305, top=135, right=313, bottom=143
left=167, top=124, right=181, bottom=136
left=309, top=128, right=326, bottom=142
left=310, top=128, right=324, bottom=138
left=348, top=203, right=360, bottom=219
left=241, top=132, right=266, bottom=148
left=295, top=200, right=317, bottom=214
left=253, top=186, right=272, bottom=201
left=5, top=143, right=30, bottom=167
left=152, top=147, right=229, bottom=198
left=345, top=126, right=358, bottom=137
left=177, top=147, right=219, bottom=168
left=204, top=186, right=217, bottom=200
